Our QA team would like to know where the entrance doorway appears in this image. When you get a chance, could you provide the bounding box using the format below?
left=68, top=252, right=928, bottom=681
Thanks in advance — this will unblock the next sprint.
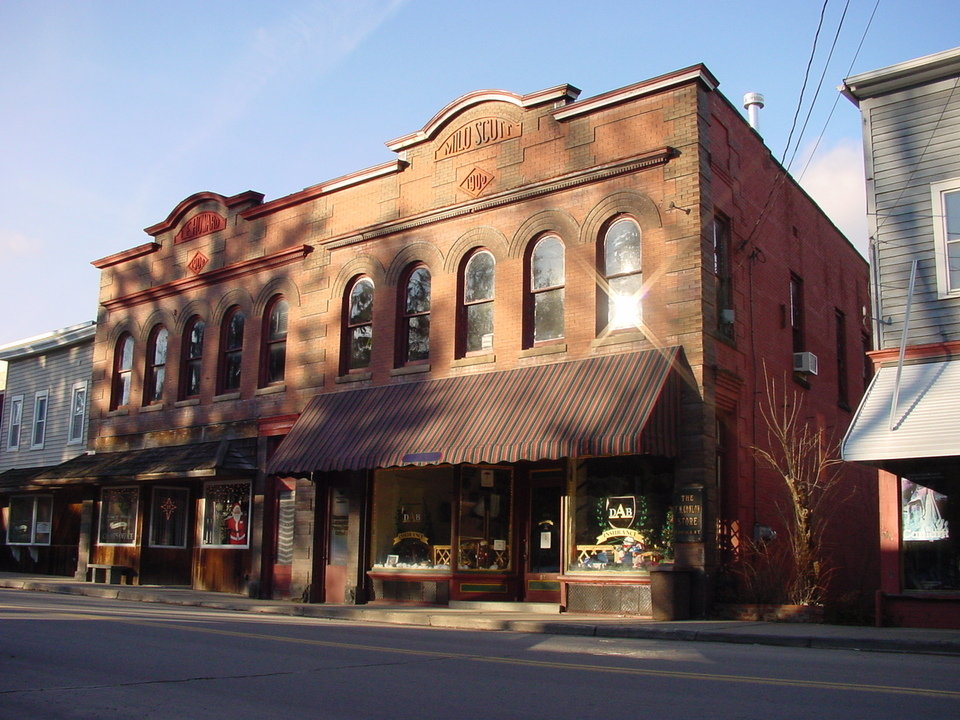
left=523, top=469, right=563, bottom=603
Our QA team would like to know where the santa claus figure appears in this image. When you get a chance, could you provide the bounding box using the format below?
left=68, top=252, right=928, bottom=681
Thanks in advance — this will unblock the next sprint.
left=226, top=503, right=246, bottom=545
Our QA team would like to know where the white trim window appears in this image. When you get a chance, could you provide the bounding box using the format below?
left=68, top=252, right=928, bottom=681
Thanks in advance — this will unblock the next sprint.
left=31, top=391, right=48, bottom=449
left=7, top=495, right=53, bottom=545
left=6, top=395, right=23, bottom=450
left=97, top=487, right=139, bottom=546
left=201, top=480, right=252, bottom=548
left=931, top=177, right=960, bottom=298
left=68, top=381, right=88, bottom=445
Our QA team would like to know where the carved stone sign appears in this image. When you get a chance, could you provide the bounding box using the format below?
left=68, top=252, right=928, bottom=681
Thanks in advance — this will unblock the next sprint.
left=459, top=167, right=494, bottom=198
left=674, top=486, right=704, bottom=543
left=175, top=211, right=226, bottom=244
left=437, top=117, right=521, bottom=160
left=187, top=251, right=209, bottom=275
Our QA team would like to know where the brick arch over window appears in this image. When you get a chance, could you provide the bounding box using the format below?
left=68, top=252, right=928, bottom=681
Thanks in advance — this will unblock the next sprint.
left=444, top=226, right=508, bottom=274
left=579, top=191, right=662, bottom=245
left=254, top=278, right=302, bottom=317
left=173, top=300, right=211, bottom=336
left=211, top=289, right=254, bottom=328
left=509, top=209, right=580, bottom=259
left=138, top=309, right=177, bottom=344
left=385, top=242, right=444, bottom=286
left=331, top=257, right=386, bottom=305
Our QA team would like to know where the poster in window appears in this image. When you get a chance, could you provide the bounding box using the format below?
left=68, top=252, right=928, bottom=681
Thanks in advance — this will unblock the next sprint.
left=99, top=487, right=139, bottom=545
left=203, top=481, right=251, bottom=547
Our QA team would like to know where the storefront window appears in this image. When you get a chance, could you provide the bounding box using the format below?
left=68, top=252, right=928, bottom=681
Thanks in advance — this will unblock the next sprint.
left=98, top=487, right=139, bottom=546
left=902, top=477, right=959, bottom=591
left=458, top=466, right=512, bottom=571
left=570, top=456, right=674, bottom=574
left=202, top=481, right=251, bottom=548
left=370, top=467, right=454, bottom=570
left=149, top=487, right=190, bottom=548
left=7, top=495, right=52, bottom=545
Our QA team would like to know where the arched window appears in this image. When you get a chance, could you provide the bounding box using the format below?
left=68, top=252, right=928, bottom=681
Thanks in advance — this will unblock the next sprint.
left=143, top=325, right=168, bottom=405
left=261, top=296, right=289, bottom=386
left=344, top=277, right=374, bottom=371
left=462, top=250, right=495, bottom=354
left=180, top=316, right=205, bottom=399
left=600, top=217, right=642, bottom=330
left=218, top=307, right=245, bottom=393
left=111, top=334, right=134, bottom=410
left=529, top=235, right=565, bottom=344
left=398, top=266, right=431, bottom=365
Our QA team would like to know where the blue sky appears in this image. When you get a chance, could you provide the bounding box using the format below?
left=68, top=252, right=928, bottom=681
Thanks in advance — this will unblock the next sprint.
left=1, top=0, right=957, bottom=348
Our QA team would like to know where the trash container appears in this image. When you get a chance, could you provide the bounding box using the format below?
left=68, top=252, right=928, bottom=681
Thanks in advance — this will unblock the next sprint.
left=650, top=565, right=691, bottom=621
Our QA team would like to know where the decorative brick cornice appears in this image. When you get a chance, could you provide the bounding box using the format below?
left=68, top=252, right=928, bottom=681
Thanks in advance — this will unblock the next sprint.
left=92, top=242, right=160, bottom=269
left=323, top=147, right=676, bottom=250
left=241, top=161, right=407, bottom=220
left=553, top=65, right=717, bottom=121
left=100, top=245, right=313, bottom=311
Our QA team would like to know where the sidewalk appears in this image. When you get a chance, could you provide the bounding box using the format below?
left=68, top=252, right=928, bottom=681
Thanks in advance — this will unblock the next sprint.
left=3, top=572, right=960, bottom=655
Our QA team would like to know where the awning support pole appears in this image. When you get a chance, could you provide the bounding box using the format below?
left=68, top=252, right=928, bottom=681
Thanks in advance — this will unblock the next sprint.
left=889, top=259, right=918, bottom=431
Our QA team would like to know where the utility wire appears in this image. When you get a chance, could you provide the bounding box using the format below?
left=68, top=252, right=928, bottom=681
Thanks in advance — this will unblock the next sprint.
left=796, top=0, right=879, bottom=183
left=781, top=0, right=830, bottom=166
left=786, top=0, right=851, bottom=173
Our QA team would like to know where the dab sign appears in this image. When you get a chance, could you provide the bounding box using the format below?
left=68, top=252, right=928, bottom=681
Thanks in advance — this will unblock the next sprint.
left=606, top=496, right=637, bottom=529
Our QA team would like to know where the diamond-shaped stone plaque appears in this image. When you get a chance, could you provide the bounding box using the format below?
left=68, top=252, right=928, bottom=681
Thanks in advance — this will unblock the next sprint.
left=187, top=251, right=209, bottom=275
left=460, top=167, right=494, bottom=198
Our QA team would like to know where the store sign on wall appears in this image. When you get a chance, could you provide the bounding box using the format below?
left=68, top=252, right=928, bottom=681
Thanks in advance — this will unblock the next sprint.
left=175, top=211, right=226, bottom=244
left=436, top=117, right=521, bottom=160
left=675, top=486, right=704, bottom=543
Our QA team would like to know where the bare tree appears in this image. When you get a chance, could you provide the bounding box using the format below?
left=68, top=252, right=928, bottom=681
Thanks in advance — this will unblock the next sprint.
left=750, top=369, right=844, bottom=607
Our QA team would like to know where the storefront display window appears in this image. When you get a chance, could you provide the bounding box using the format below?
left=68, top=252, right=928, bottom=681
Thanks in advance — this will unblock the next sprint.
left=370, top=467, right=454, bottom=570
left=98, top=487, right=139, bottom=546
left=7, top=495, right=52, bottom=545
left=458, top=466, right=512, bottom=571
left=902, top=477, right=959, bottom=591
left=149, top=487, right=190, bottom=548
left=202, top=481, right=251, bottom=548
left=570, top=456, right=674, bottom=574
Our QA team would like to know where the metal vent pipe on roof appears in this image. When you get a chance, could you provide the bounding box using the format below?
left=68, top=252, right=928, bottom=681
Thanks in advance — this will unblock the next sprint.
left=743, top=92, right=765, bottom=130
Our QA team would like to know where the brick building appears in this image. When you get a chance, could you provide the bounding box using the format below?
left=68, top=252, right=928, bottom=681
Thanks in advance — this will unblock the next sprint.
left=68, top=64, right=876, bottom=614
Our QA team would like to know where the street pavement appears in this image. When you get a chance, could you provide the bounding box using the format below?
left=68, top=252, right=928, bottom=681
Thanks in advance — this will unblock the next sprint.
left=2, top=571, right=959, bottom=656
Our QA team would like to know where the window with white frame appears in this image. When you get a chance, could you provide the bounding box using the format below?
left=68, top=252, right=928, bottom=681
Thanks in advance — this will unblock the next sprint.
left=98, top=487, right=139, bottom=545
left=68, top=381, right=87, bottom=444
left=31, top=391, right=48, bottom=449
left=6, top=395, right=23, bottom=450
left=201, top=481, right=251, bottom=548
left=931, top=178, right=960, bottom=297
left=7, top=495, right=53, bottom=545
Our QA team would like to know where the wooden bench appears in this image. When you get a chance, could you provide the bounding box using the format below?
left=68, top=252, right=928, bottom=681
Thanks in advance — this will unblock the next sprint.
left=85, top=564, right=131, bottom=585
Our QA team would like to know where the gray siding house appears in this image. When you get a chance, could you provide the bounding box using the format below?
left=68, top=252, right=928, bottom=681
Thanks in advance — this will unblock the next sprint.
left=842, top=47, right=960, bottom=628
left=0, top=321, right=96, bottom=576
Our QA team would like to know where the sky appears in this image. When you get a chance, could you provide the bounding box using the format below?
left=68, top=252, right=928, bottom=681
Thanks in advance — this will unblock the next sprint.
left=0, top=0, right=957, bottom=348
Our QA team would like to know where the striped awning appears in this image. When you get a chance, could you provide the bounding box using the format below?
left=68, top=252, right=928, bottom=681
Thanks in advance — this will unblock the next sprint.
left=268, top=348, right=680, bottom=475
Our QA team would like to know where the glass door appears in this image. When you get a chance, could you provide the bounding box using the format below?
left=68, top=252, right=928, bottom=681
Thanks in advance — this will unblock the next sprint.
left=524, top=469, right=563, bottom=603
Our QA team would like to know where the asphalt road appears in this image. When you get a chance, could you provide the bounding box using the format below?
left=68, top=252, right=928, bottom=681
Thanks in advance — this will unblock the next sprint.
left=1, top=589, right=958, bottom=719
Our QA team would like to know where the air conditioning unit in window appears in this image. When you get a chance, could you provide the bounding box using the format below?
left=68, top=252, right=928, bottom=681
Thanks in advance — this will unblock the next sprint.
left=792, top=351, right=819, bottom=375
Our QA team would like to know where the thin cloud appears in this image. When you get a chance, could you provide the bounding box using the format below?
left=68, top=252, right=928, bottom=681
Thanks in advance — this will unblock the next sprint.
left=0, top=229, right=43, bottom=258
left=798, top=138, right=868, bottom=257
